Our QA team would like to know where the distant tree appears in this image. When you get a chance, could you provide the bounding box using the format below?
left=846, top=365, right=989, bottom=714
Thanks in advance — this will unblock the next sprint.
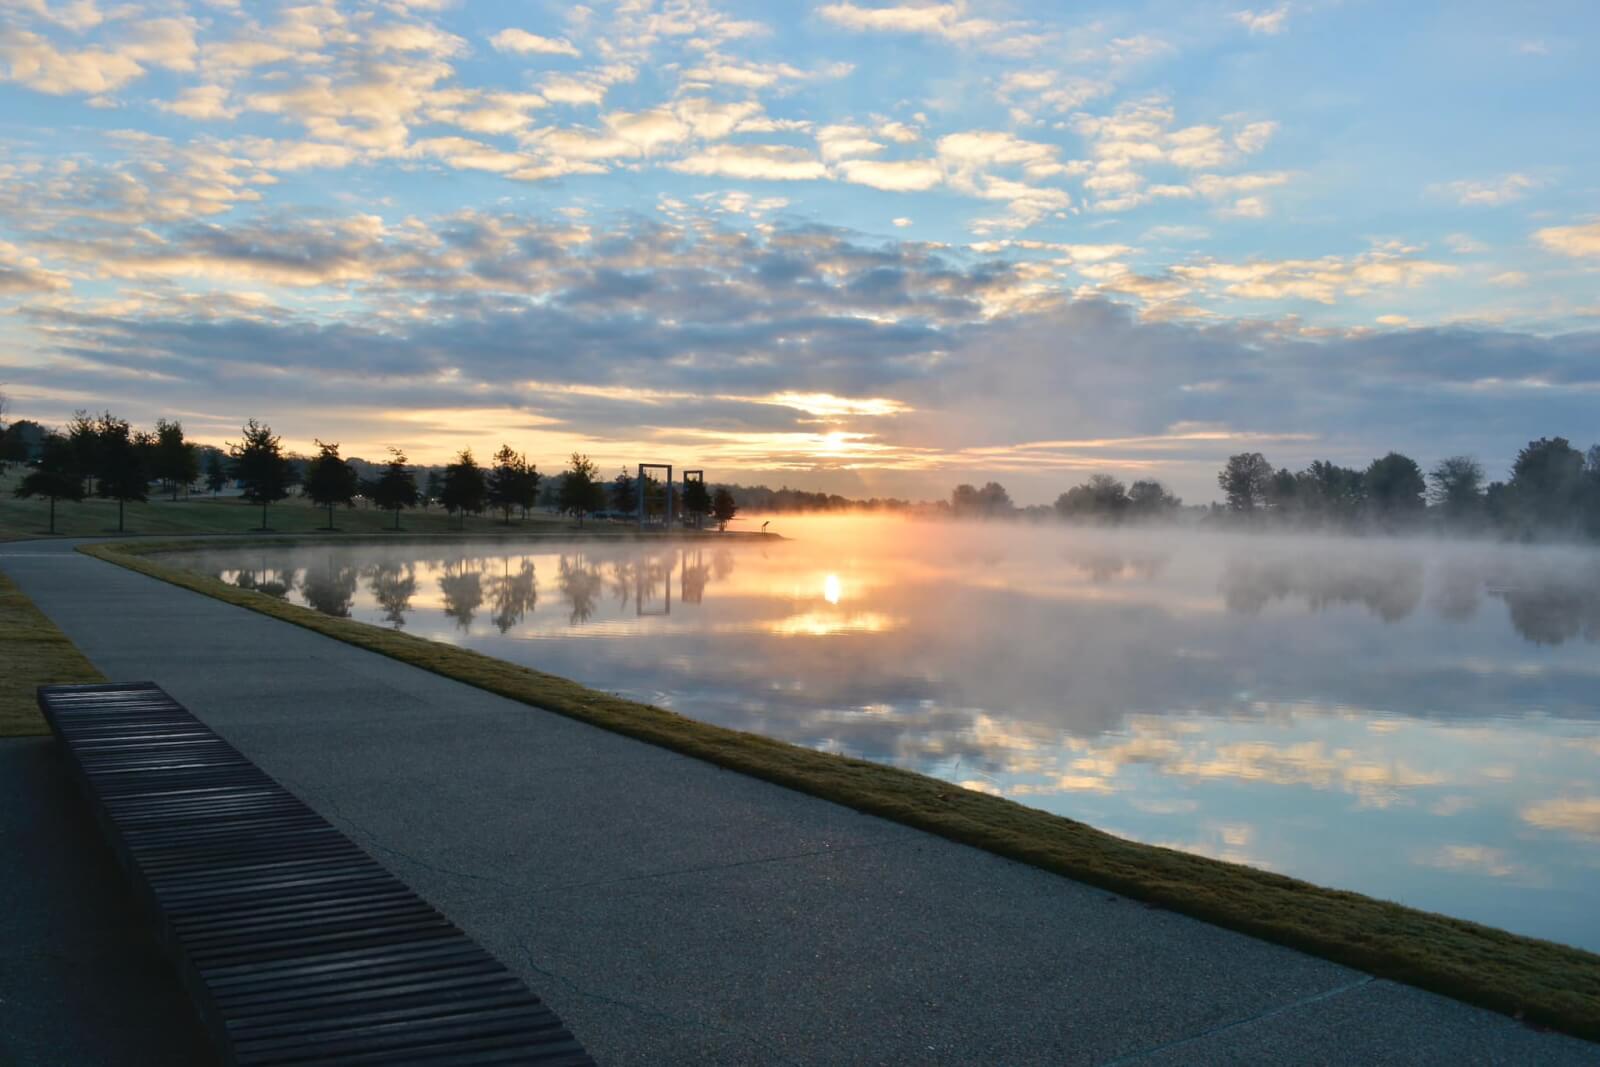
left=951, top=483, right=980, bottom=516
left=1128, top=479, right=1180, bottom=516
left=487, top=444, right=529, bottom=524
left=611, top=468, right=637, bottom=516
left=424, top=469, right=443, bottom=509
left=515, top=459, right=540, bottom=519
left=1508, top=437, right=1586, bottom=531
left=1428, top=456, right=1485, bottom=521
left=1219, top=452, right=1274, bottom=512
left=1055, top=475, right=1130, bottom=521
left=1364, top=452, right=1426, bottom=522
left=1266, top=467, right=1299, bottom=514
left=440, top=449, right=487, bottom=528
left=681, top=477, right=712, bottom=528
left=14, top=434, right=84, bottom=533
left=372, top=448, right=419, bottom=530
left=711, top=486, right=739, bottom=531
left=1298, top=460, right=1366, bottom=523
left=204, top=449, right=228, bottom=495
left=303, top=439, right=359, bottom=529
left=65, top=411, right=100, bottom=494
left=1, top=418, right=43, bottom=463
left=952, top=481, right=1013, bottom=518
left=151, top=418, right=200, bottom=500
left=558, top=453, right=606, bottom=525
left=228, top=419, right=293, bottom=530
left=94, top=415, right=148, bottom=533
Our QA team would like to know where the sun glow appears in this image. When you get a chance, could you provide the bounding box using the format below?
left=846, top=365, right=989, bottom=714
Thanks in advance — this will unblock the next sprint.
left=824, top=573, right=842, bottom=604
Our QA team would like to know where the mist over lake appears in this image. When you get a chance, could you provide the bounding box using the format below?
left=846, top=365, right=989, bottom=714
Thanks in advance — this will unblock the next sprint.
left=166, top=515, right=1600, bottom=951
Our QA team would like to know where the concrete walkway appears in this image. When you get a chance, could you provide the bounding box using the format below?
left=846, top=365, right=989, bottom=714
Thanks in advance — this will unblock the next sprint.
left=2, top=538, right=1594, bottom=1066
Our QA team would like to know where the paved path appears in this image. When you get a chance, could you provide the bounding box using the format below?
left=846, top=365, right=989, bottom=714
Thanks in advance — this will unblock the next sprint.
left=2, top=538, right=1595, bottom=1066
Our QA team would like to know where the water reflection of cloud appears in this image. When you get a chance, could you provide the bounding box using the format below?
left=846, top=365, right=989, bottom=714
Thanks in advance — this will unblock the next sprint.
left=1522, top=797, right=1600, bottom=840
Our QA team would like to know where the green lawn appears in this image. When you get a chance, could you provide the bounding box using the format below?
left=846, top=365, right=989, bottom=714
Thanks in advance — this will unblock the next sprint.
left=0, top=466, right=574, bottom=540
left=0, top=570, right=105, bottom=736
left=80, top=536, right=1600, bottom=1044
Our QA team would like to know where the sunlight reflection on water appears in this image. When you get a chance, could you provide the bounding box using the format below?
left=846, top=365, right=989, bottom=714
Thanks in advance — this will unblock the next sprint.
left=165, top=514, right=1600, bottom=950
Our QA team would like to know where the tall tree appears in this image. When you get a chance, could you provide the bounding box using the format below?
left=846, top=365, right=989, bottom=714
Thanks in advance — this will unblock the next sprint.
left=65, top=411, right=100, bottom=494
left=558, top=453, right=606, bottom=525
left=611, top=468, right=637, bottom=516
left=372, top=448, right=419, bottom=530
left=14, top=433, right=84, bottom=534
left=1508, top=437, right=1586, bottom=530
left=94, top=415, right=148, bottom=533
left=204, top=449, right=229, bottom=494
left=228, top=419, right=293, bottom=530
left=303, top=439, right=359, bottom=529
left=711, top=486, right=739, bottom=531
left=440, top=449, right=487, bottom=529
left=487, top=444, right=526, bottom=524
left=152, top=418, right=200, bottom=500
left=1427, top=456, right=1485, bottom=520
left=1219, top=452, right=1274, bottom=512
left=1364, top=452, right=1426, bottom=522
left=681, top=477, right=711, bottom=528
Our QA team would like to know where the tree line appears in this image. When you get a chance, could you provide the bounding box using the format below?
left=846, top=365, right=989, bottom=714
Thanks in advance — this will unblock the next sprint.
left=9, top=411, right=739, bottom=533
left=1215, top=438, right=1600, bottom=539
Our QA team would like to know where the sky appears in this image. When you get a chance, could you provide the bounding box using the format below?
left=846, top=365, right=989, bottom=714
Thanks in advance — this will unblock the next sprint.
left=0, top=0, right=1596, bottom=505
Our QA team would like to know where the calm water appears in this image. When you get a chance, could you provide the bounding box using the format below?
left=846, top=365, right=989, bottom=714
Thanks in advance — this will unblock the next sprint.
left=166, top=516, right=1600, bottom=950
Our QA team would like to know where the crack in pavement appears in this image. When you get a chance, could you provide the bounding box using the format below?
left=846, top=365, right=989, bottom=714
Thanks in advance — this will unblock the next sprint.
left=1097, top=975, right=1377, bottom=1065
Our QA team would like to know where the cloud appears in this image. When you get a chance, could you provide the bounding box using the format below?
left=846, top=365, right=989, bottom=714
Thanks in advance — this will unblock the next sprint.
left=0, top=29, right=144, bottom=94
left=159, top=84, right=239, bottom=120
left=489, top=28, right=580, bottom=57
left=1232, top=5, right=1290, bottom=35
left=816, top=2, right=1037, bottom=52
left=1534, top=220, right=1600, bottom=259
left=838, top=158, right=942, bottom=191
left=1435, top=173, right=1542, bottom=206
left=669, top=144, right=829, bottom=181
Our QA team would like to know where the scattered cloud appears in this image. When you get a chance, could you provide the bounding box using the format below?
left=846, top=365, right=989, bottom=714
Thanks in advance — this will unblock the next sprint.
left=1533, top=219, right=1600, bottom=259
left=489, top=28, right=580, bottom=57
left=1435, top=173, right=1542, bottom=207
left=1232, top=5, right=1290, bottom=35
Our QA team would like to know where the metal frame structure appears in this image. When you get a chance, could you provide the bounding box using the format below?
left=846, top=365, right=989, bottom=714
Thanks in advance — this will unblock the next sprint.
left=637, top=463, right=672, bottom=529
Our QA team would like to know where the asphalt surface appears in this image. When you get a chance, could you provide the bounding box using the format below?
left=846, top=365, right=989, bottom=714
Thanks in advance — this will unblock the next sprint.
left=2, top=537, right=1595, bottom=1066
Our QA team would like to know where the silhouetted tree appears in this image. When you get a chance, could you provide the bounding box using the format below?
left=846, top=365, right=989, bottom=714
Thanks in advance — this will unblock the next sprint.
left=372, top=448, right=419, bottom=530
left=1364, top=452, right=1426, bottom=523
left=152, top=418, right=200, bottom=500
left=65, top=411, right=100, bottom=493
left=1298, top=460, right=1366, bottom=523
left=303, top=439, right=359, bottom=529
left=440, top=449, right=487, bottom=529
left=711, top=486, right=739, bottom=531
left=558, top=453, right=606, bottom=525
left=1128, top=479, right=1181, bottom=516
left=681, top=477, right=711, bottom=528
left=487, top=445, right=535, bottom=524
left=95, top=415, right=148, bottom=533
left=204, top=449, right=228, bottom=494
left=229, top=419, right=293, bottom=529
left=1219, top=452, right=1273, bottom=512
left=611, top=468, right=637, bottom=516
left=1508, top=437, right=1586, bottom=532
left=14, top=433, right=83, bottom=533
left=1428, top=456, right=1485, bottom=521
left=1, top=418, right=43, bottom=463
left=1055, top=475, right=1130, bottom=521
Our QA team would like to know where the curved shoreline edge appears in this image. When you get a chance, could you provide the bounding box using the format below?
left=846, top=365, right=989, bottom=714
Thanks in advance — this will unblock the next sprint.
left=80, top=535, right=1600, bottom=1043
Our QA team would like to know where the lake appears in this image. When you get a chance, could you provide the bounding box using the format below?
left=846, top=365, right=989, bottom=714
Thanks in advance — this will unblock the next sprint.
left=164, top=515, right=1600, bottom=951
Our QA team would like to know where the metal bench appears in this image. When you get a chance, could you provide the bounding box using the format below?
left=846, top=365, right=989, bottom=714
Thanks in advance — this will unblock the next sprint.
left=38, top=681, right=594, bottom=1066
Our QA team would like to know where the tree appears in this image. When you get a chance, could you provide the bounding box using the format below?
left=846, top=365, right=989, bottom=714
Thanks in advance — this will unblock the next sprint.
left=711, top=486, right=739, bottom=531
left=1299, top=460, right=1366, bottom=523
left=951, top=481, right=1013, bottom=518
left=372, top=448, right=419, bottom=530
left=65, top=411, right=100, bottom=494
left=1219, top=452, right=1273, bottom=512
left=1055, top=475, right=1130, bottom=521
left=152, top=418, right=200, bottom=500
left=1364, top=452, right=1426, bottom=522
left=424, top=469, right=443, bottom=509
left=1, top=418, right=43, bottom=463
left=14, top=434, right=84, bottom=533
left=558, top=453, right=606, bottom=525
left=611, top=468, right=637, bottom=516
left=1508, top=437, right=1586, bottom=531
left=440, top=449, right=487, bottom=528
left=1128, top=479, right=1180, bottom=516
left=681, top=478, right=711, bottom=528
left=228, top=419, right=293, bottom=530
left=204, top=450, right=229, bottom=494
left=1427, top=456, right=1485, bottom=521
left=515, top=459, right=540, bottom=519
left=94, top=415, right=148, bottom=532
left=487, top=444, right=529, bottom=524
left=303, top=439, right=359, bottom=529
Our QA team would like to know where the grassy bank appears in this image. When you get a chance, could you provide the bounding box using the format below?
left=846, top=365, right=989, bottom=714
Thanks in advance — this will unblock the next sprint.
left=0, top=466, right=578, bottom=540
left=0, top=571, right=105, bottom=736
left=80, top=537, right=1600, bottom=1042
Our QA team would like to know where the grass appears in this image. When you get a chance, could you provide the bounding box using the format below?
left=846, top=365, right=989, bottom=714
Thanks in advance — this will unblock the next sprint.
left=0, top=570, right=105, bottom=736
left=0, top=465, right=574, bottom=541
left=77, top=536, right=1600, bottom=1043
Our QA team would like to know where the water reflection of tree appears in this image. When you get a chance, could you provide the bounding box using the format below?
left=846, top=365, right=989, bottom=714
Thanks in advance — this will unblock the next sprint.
left=301, top=556, right=358, bottom=618
left=230, top=555, right=296, bottom=600
left=438, top=558, right=484, bottom=630
left=487, top=558, right=538, bottom=633
left=1221, top=554, right=1424, bottom=622
left=557, top=554, right=604, bottom=624
left=606, top=560, right=635, bottom=611
left=368, top=560, right=418, bottom=628
left=681, top=549, right=710, bottom=604
left=1430, top=560, right=1482, bottom=622
left=1063, top=548, right=1169, bottom=583
left=1491, top=569, right=1600, bottom=646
